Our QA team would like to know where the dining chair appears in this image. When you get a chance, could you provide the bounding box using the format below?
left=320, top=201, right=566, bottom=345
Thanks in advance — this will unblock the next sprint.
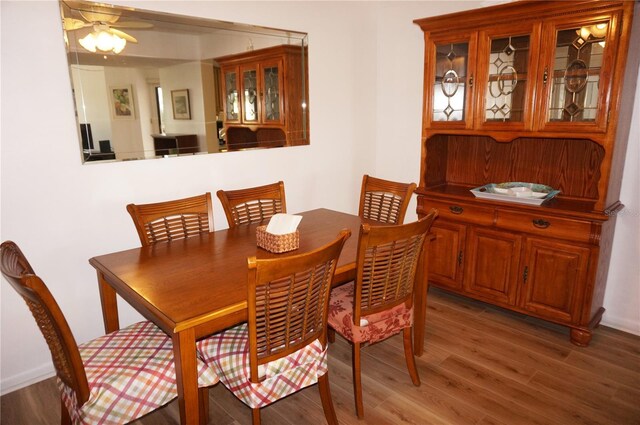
left=126, top=192, right=214, bottom=246
left=0, top=241, right=219, bottom=425
left=327, top=209, right=438, bottom=418
left=359, top=174, right=417, bottom=225
left=217, top=181, right=286, bottom=228
left=197, top=230, right=351, bottom=425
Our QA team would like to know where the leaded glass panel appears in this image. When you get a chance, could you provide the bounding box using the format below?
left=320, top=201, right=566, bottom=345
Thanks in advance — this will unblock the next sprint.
left=433, top=42, right=468, bottom=122
left=548, top=22, right=607, bottom=122
left=485, top=35, right=529, bottom=122
left=263, top=66, right=280, bottom=121
left=243, top=69, right=258, bottom=121
left=225, top=71, right=239, bottom=121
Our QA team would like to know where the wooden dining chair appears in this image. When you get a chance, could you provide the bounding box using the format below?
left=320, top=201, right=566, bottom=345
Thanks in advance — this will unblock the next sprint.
left=359, top=174, right=417, bottom=224
left=197, top=230, right=351, bottom=425
left=327, top=209, right=438, bottom=418
left=126, top=192, right=214, bottom=246
left=217, top=181, right=286, bottom=228
left=0, top=241, right=219, bottom=425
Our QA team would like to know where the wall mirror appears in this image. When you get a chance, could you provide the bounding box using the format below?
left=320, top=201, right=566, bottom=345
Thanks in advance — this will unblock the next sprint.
left=60, top=1, right=309, bottom=163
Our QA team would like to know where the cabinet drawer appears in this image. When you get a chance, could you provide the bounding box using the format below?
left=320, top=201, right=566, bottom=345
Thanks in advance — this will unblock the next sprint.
left=496, top=210, right=592, bottom=243
left=423, top=200, right=495, bottom=226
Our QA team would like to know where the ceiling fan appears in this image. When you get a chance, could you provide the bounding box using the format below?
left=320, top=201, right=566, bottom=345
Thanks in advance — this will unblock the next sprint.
left=63, top=7, right=153, bottom=54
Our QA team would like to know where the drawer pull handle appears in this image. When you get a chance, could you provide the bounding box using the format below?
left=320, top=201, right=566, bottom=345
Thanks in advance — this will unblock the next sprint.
left=532, top=219, right=550, bottom=229
left=449, top=206, right=464, bottom=215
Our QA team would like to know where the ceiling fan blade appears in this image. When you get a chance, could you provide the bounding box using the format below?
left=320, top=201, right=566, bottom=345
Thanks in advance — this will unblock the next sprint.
left=79, top=8, right=121, bottom=24
left=111, top=21, right=154, bottom=29
left=109, top=28, right=138, bottom=43
left=63, top=17, right=89, bottom=31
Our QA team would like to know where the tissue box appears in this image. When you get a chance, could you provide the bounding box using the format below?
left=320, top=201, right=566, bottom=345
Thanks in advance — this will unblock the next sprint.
left=256, top=225, right=299, bottom=253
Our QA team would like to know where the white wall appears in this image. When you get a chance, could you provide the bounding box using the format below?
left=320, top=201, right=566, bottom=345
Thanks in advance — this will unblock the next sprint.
left=71, top=65, right=112, bottom=145
left=1, top=0, right=638, bottom=395
left=159, top=61, right=207, bottom=151
left=104, top=67, right=147, bottom=160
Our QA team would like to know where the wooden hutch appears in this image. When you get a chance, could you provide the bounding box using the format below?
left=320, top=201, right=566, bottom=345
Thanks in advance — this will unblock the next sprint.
left=216, top=44, right=309, bottom=150
left=414, top=0, right=637, bottom=345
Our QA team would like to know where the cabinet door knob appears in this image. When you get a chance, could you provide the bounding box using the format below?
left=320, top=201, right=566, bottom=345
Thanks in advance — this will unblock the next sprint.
left=532, top=218, right=550, bottom=228
left=543, top=66, right=549, bottom=85
left=449, top=206, right=464, bottom=214
left=469, top=73, right=474, bottom=88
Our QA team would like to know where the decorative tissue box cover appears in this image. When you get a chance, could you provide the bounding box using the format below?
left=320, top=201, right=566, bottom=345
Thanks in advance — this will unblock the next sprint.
left=256, top=225, right=300, bottom=253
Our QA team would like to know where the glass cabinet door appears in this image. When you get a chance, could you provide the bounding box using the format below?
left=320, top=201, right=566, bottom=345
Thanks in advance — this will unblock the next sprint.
left=476, top=23, right=539, bottom=131
left=261, top=60, right=284, bottom=124
left=241, top=66, right=259, bottom=123
left=539, top=15, right=619, bottom=133
left=223, top=68, right=240, bottom=122
left=428, top=33, right=477, bottom=129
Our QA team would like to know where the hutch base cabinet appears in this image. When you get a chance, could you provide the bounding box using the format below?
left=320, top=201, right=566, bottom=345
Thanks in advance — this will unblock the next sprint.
left=415, top=1, right=637, bottom=346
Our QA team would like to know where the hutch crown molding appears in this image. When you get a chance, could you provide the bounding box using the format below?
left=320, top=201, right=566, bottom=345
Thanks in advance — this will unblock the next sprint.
left=414, top=0, right=637, bottom=345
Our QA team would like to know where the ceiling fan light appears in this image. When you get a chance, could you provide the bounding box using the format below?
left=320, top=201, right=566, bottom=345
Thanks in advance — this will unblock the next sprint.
left=112, top=36, right=127, bottom=54
left=78, top=30, right=127, bottom=54
left=579, top=26, right=591, bottom=40
left=78, top=32, right=97, bottom=52
left=95, top=30, right=115, bottom=51
left=590, top=22, right=608, bottom=38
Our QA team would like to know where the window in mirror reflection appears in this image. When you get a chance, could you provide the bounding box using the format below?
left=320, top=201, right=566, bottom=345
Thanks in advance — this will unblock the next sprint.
left=61, top=0, right=309, bottom=163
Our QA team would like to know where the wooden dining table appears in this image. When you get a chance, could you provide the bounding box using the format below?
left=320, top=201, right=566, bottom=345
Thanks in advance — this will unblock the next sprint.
left=89, top=208, right=430, bottom=425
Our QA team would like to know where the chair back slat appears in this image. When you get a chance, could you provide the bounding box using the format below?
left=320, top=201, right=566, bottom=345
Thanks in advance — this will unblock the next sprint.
left=232, top=199, right=283, bottom=226
left=247, top=230, right=350, bottom=382
left=354, top=209, right=438, bottom=321
left=217, top=181, right=286, bottom=228
left=0, top=241, right=90, bottom=406
left=127, top=193, right=214, bottom=246
left=359, top=175, right=417, bottom=225
left=362, top=192, right=403, bottom=224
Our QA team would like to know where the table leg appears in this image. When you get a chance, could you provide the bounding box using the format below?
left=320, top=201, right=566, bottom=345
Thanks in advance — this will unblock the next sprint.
left=413, top=235, right=433, bottom=357
left=97, top=271, right=120, bottom=333
left=173, top=328, right=200, bottom=425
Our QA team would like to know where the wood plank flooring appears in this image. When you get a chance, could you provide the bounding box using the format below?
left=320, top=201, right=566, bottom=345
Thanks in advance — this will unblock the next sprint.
left=2, top=288, right=639, bottom=424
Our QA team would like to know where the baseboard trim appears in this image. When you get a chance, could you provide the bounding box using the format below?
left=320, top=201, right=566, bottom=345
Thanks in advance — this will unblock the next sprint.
left=601, top=316, right=640, bottom=336
left=1, top=363, right=55, bottom=396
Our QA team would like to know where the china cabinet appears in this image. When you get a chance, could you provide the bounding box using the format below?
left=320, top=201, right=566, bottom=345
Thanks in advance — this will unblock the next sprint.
left=415, top=0, right=637, bottom=345
left=216, top=45, right=308, bottom=149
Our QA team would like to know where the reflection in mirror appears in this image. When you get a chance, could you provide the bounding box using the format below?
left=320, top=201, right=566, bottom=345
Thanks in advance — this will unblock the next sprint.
left=60, top=1, right=309, bottom=163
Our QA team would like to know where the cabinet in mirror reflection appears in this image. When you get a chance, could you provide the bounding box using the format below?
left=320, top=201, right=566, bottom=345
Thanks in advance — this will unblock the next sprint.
left=217, top=45, right=308, bottom=151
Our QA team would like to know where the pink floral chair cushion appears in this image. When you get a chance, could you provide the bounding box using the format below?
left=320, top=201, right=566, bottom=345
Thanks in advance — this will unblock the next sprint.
left=58, top=321, right=219, bottom=425
left=197, top=323, right=328, bottom=409
left=328, top=282, right=413, bottom=344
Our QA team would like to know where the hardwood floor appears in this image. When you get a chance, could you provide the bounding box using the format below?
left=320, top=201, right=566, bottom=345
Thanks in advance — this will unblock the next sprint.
left=2, top=287, right=639, bottom=425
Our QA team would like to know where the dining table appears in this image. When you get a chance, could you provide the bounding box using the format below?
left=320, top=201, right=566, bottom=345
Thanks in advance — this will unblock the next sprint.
left=89, top=208, right=431, bottom=425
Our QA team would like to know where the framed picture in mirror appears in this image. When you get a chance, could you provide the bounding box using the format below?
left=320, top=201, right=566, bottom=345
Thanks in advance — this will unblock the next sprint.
left=109, top=85, right=135, bottom=120
left=171, top=89, right=191, bottom=120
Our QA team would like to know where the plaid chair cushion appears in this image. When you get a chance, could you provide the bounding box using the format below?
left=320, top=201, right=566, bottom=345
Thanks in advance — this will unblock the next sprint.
left=328, top=282, right=413, bottom=344
left=197, top=323, right=327, bottom=409
left=58, top=321, right=219, bottom=425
